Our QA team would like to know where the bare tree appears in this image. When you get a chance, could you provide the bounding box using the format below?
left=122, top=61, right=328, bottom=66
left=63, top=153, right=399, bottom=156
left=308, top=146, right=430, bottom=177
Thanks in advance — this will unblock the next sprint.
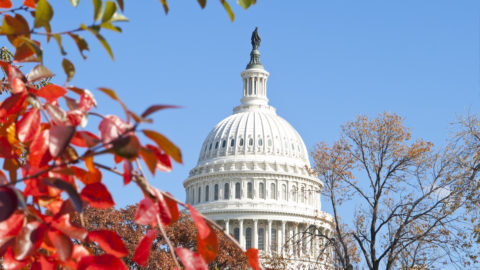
left=310, top=113, right=480, bottom=270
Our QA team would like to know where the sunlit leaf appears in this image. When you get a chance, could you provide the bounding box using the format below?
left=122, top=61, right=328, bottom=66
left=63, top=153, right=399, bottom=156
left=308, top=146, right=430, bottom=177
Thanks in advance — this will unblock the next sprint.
left=80, top=182, right=114, bottom=208
left=132, top=229, right=156, bottom=266
left=187, top=204, right=210, bottom=239
left=68, top=33, right=89, bottom=59
left=87, top=230, right=128, bottom=257
left=111, top=12, right=128, bottom=22
left=145, top=144, right=172, bottom=172
left=99, top=114, right=132, bottom=144
left=28, top=129, right=51, bottom=167
left=51, top=214, right=87, bottom=240
left=0, top=92, right=28, bottom=119
left=26, top=64, right=53, bottom=82
left=197, top=230, right=218, bottom=263
left=0, top=213, right=24, bottom=238
left=54, top=34, right=67, bottom=55
left=102, top=1, right=117, bottom=22
left=237, top=0, right=253, bottom=9
left=92, top=0, right=102, bottom=21
left=37, top=84, right=67, bottom=103
left=143, top=129, right=182, bottom=163
left=0, top=0, right=12, bottom=8
left=62, top=58, right=75, bottom=83
left=123, top=160, right=132, bottom=185
left=78, top=254, right=127, bottom=270
left=154, top=189, right=179, bottom=226
left=0, top=14, right=29, bottom=36
left=139, top=147, right=157, bottom=175
left=70, top=131, right=100, bottom=148
left=14, top=221, right=45, bottom=260
left=17, top=108, right=40, bottom=143
left=134, top=198, right=157, bottom=226
left=34, top=0, right=53, bottom=28
left=69, top=0, right=80, bottom=8
left=220, top=0, right=234, bottom=21
left=47, top=230, right=72, bottom=261
left=175, top=248, right=208, bottom=270
left=82, top=24, right=114, bottom=59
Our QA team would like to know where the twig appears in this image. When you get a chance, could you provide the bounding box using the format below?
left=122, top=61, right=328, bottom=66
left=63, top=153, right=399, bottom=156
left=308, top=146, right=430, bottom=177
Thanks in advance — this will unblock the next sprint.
left=156, top=214, right=182, bottom=268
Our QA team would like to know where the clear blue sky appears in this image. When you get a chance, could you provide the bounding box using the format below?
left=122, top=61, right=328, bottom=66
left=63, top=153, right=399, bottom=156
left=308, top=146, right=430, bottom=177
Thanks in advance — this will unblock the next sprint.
left=38, top=1, right=480, bottom=212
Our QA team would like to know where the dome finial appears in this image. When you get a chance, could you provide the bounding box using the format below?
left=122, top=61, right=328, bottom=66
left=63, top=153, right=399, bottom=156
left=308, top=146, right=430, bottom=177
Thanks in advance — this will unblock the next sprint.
left=246, top=27, right=264, bottom=69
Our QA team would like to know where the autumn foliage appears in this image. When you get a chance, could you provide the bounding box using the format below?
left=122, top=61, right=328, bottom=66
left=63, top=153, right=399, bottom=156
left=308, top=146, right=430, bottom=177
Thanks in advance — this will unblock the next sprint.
left=0, top=0, right=260, bottom=269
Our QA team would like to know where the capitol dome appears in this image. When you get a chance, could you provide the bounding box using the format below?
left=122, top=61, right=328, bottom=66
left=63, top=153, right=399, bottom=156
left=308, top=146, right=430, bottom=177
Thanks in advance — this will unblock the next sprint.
left=184, top=28, right=333, bottom=269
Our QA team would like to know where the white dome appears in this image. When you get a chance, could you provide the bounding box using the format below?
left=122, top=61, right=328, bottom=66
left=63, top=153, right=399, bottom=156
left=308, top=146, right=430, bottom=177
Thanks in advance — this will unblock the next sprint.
left=197, top=104, right=309, bottom=166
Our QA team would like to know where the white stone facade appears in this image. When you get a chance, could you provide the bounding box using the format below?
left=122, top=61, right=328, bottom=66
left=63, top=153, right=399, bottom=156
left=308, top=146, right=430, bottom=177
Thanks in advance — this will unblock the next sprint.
left=184, top=41, right=334, bottom=269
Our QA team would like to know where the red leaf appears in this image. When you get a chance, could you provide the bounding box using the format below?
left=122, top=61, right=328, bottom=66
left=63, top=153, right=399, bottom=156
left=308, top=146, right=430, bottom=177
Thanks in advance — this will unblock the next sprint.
left=0, top=92, right=27, bottom=119
left=28, top=129, right=52, bottom=168
left=139, top=146, right=157, bottom=175
left=49, top=125, right=75, bottom=158
left=0, top=170, right=7, bottom=185
left=72, top=166, right=101, bottom=185
left=80, top=182, right=114, bottom=208
left=123, top=160, right=131, bottom=185
left=0, top=187, right=18, bottom=222
left=175, top=248, right=208, bottom=270
left=134, top=198, right=158, bottom=226
left=23, top=0, right=35, bottom=8
left=77, top=254, right=127, bottom=270
left=246, top=248, right=260, bottom=270
left=154, top=190, right=179, bottom=226
left=0, top=213, right=23, bottom=238
left=52, top=214, right=87, bottom=240
left=132, top=229, right=157, bottom=266
left=47, top=230, right=72, bottom=261
left=10, top=78, right=25, bottom=94
left=3, top=248, right=27, bottom=270
left=146, top=144, right=172, bottom=172
left=0, top=0, right=12, bottom=8
left=78, top=90, right=96, bottom=112
left=17, top=109, right=40, bottom=143
left=140, top=104, right=179, bottom=118
left=197, top=230, right=218, bottom=263
left=7, top=65, right=26, bottom=94
left=66, top=109, right=86, bottom=126
left=99, top=115, right=132, bottom=144
left=87, top=230, right=128, bottom=258
left=14, top=221, right=46, bottom=260
left=187, top=204, right=210, bottom=239
left=36, top=85, right=67, bottom=103
left=143, top=129, right=182, bottom=164
left=70, top=131, right=100, bottom=148
left=0, top=138, right=13, bottom=158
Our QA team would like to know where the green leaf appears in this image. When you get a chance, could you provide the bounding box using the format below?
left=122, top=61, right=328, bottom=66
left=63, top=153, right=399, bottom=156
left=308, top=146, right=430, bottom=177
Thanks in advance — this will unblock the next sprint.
left=70, top=0, right=80, bottom=7
left=115, top=0, right=124, bottom=11
left=159, top=0, right=169, bottom=14
left=92, top=0, right=103, bottom=22
left=220, top=0, right=234, bottom=22
left=34, top=0, right=53, bottom=28
left=62, top=58, right=75, bottom=83
left=110, top=12, right=129, bottom=22
left=102, top=1, right=117, bottom=23
left=237, top=0, right=251, bottom=9
left=53, top=34, right=66, bottom=56
left=94, top=32, right=114, bottom=60
left=197, top=0, right=206, bottom=8
left=68, top=33, right=89, bottom=59
left=100, top=22, right=121, bottom=32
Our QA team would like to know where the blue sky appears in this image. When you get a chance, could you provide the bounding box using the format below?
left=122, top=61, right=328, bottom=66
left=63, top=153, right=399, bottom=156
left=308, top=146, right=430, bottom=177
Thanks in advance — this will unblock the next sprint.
left=35, top=0, right=480, bottom=212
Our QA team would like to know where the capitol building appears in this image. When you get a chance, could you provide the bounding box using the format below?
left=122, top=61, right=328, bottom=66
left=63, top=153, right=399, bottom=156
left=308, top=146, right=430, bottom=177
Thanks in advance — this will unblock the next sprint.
left=184, top=29, right=334, bottom=269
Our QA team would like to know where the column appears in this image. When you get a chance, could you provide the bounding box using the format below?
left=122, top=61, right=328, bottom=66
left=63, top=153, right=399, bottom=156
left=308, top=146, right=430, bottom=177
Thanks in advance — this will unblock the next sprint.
left=225, top=219, right=230, bottom=235
left=276, top=223, right=281, bottom=254
left=267, top=220, right=272, bottom=253
left=253, top=219, right=258, bottom=249
left=294, top=224, right=299, bottom=257
left=239, top=219, right=244, bottom=249
left=281, top=221, right=286, bottom=257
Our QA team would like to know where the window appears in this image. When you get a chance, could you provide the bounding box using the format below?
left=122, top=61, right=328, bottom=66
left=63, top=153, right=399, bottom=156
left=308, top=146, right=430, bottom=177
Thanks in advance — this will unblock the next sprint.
left=292, top=185, right=297, bottom=202
left=258, top=138, right=263, bottom=146
left=224, top=183, right=230, bottom=199
left=268, top=139, right=272, bottom=147
left=258, top=228, right=265, bottom=251
left=222, top=140, right=226, bottom=148
left=239, top=138, right=244, bottom=146
left=230, top=139, right=235, bottom=147
left=249, top=138, right=253, bottom=146
left=209, top=143, right=212, bottom=150
left=215, top=141, right=219, bottom=149
left=205, top=185, right=209, bottom=202
left=247, top=182, right=253, bottom=199
left=270, top=183, right=276, bottom=200
left=234, top=228, right=240, bottom=242
left=259, top=183, right=265, bottom=199
left=214, top=184, right=219, bottom=201
left=271, top=228, right=277, bottom=252
left=282, top=184, right=287, bottom=201
left=235, top=182, right=241, bottom=199
left=246, top=228, right=252, bottom=249
left=198, top=187, right=201, bottom=203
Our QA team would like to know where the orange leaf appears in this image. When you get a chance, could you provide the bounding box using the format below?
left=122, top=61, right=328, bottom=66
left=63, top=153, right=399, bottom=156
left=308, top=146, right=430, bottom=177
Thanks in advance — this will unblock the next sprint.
left=0, top=0, right=12, bottom=8
left=197, top=230, right=218, bottom=263
left=36, top=85, right=67, bottom=103
left=142, top=129, right=182, bottom=164
left=23, top=0, right=35, bottom=8
left=87, top=230, right=128, bottom=258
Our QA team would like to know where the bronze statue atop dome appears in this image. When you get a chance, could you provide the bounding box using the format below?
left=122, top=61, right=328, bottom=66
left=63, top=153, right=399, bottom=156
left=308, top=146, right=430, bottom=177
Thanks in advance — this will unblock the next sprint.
left=246, top=27, right=264, bottom=69
left=251, top=27, right=261, bottom=50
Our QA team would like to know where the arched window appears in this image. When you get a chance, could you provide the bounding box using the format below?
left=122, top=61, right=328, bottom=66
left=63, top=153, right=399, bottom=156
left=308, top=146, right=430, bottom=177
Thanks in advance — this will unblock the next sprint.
left=259, top=183, right=265, bottom=199
left=239, top=138, right=244, bottom=146
left=258, top=228, right=265, bottom=251
left=247, top=182, right=253, bottom=199
left=209, top=143, right=212, bottom=150
left=258, top=138, right=263, bottom=146
left=292, top=185, right=297, bottom=202
left=235, top=182, right=241, bottom=199
left=214, top=184, right=219, bottom=200
left=234, top=228, right=240, bottom=242
left=198, top=187, right=201, bottom=203
left=224, top=183, right=230, bottom=199
left=246, top=228, right=252, bottom=249
left=271, top=228, right=277, bottom=252
left=205, top=185, right=209, bottom=202
left=230, top=139, right=235, bottom=147
left=249, top=138, right=253, bottom=146
left=222, top=140, right=226, bottom=148
left=282, top=184, right=287, bottom=201
left=270, top=183, right=276, bottom=200
left=215, top=141, right=219, bottom=149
